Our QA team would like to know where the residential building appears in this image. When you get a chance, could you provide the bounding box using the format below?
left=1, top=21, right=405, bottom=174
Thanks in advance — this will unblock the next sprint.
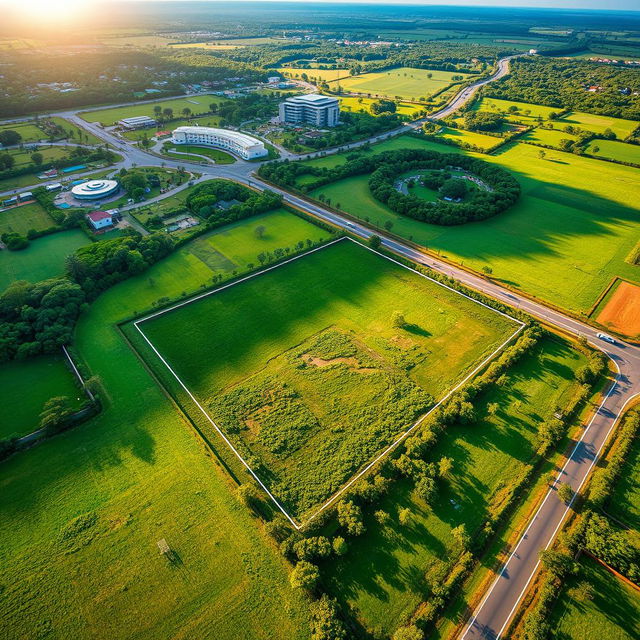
left=279, top=94, right=340, bottom=127
left=86, top=211, right=113, bottom=230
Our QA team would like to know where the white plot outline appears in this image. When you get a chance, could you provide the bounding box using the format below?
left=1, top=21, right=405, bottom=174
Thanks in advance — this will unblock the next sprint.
left=133, top=237, right=525, bottom=529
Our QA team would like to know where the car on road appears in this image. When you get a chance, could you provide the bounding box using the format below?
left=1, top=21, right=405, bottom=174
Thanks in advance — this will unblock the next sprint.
left=596, top=332, right=616, bottom=344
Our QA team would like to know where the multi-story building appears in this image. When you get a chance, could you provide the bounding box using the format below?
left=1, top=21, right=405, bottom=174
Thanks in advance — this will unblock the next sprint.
left=171, top=126, right=268, bottom=160
left=279, top=94, right=340, bottom=127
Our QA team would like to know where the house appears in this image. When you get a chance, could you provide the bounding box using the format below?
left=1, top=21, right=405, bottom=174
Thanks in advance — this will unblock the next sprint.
left=86, top=210, right=113, bottom=231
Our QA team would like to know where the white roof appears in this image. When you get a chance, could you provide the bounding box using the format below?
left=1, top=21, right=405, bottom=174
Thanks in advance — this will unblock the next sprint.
left=286, top=94, right=338, bottom=105
left=172, top=126, right=263, bottom=149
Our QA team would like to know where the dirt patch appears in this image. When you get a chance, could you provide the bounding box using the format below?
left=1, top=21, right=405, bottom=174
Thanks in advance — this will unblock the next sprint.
left=301, top=353, right=377, bottom=374
left=596, top=280, right=640, bottom=338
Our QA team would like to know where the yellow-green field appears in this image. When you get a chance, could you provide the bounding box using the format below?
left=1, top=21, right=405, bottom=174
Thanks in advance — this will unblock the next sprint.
left=338, top=96, right=425, bottom=118
left=556, top=111, right=639, bottom=139
left=279, top=67, right=352, bottom=82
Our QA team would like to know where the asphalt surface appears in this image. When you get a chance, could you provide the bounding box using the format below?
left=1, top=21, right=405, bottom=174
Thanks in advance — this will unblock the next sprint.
left=3, top=57, right=638, bottom=638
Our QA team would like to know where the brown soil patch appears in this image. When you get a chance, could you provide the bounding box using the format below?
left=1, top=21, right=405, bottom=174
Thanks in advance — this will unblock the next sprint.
left=596, top=281, right=640, bottom=337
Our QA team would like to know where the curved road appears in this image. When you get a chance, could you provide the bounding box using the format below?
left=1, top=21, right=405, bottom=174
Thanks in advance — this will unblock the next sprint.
left=2, top=55, right=637, bottom=639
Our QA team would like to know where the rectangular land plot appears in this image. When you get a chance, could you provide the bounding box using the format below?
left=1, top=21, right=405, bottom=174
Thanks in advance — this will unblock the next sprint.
left=131, top=239, right=520, bottom=523
left=556, top=111, right=639, bottom=139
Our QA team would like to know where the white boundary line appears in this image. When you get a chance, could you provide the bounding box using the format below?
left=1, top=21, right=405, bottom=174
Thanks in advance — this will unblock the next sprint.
left=462, top=357, right=638, bottom=640
left=133, top=237, right=524, bottom=529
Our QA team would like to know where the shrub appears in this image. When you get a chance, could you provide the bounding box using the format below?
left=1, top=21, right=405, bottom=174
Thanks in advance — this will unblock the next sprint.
left=289, top=560, right=320, bottom=590
left=337, top=500, right=365, bottom=536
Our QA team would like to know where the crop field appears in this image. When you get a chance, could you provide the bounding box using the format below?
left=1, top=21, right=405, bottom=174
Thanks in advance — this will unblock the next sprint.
left=471, top=97, right=560, bottom=123
left=595, top=280, right=640, bottom=337
left=170, top=37, right=283, bottom=48
left=0, top=355, right=84, bottom=440
left=80, top=95, right=225, bottom=126
left=520, top=127, right=579, bottom=149
left=548, top=555, right=640, bottom=640
left=338, top=96, right=424, bottom=118
left=323, top=335, right=586, bottom=634
left=130, top=240, right=518, bottom=522
left=279, top=67, right=351, bottom=82
left=0, top=201, right=53, bottom=236
left=334, top=67, right=471, bottom=102
left=0, top=216, right=315, bottom=638
left=556, top=111, right=639, bottom=139
left=0, top=229, right=90, bottom=291
left=296, top=135, right=640, bottom=313
left=584, top=139, right=640, bottom=164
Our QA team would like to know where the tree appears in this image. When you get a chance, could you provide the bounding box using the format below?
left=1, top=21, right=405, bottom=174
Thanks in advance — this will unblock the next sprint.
left=153, top=105, right=162, bottom=117
left=332, top=536, right=348, bottom=556
left=209, top=103, right=219, bottom=114
left=375, top=510, right=390, bottom=525
left=414, top=475, right=437, bottom=504
left=182, top=107, right=192, bottom=118
left=452, top=524, right=470, bottom=550
left=557, top=482, right=574, bottom=504
left=289, top=560, right=319, bottom=590
left=0, top=129, right=21, bottom=146
left=162, top=107, right=174, bottom=120
left=439, top=178, right=466, bottom=200
left=592, top=145, right=600, bottom=154
left=254, top=225, right=266, bottom=238
left=384, top=220, right=394, bottom=232
left=487, top=402, right=499, bottom=416
left=31, top=152, right=44, bottom=166
left=393, top=626, right=423, bottom=640
left=237, top=483, right=262, bottom=513
left=39, top=396, right=73, bottom=435
left=391, top=310, right=406, bottom=329
left=337, top=500, right=365, bottom=536
left=398, top=507, right=412, bottom=525
left=368, top=234, right=381, bottom=249
left=482, top=265, right=493, bottom=275
left=538, top=149, right=546, bottom=160
left=539, top=550, right=574, bottom=578
left=438, top=456, right=454, bottom=478
left=310, top=595, right=347, bottom=640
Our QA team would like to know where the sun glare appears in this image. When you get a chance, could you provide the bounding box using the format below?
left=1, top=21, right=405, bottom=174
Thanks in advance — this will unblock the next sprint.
left=18, top=0, right=91, bottom=21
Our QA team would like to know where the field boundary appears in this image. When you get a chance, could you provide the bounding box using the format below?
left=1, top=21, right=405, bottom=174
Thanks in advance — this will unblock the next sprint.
left=132, top=237, right=525, bottom=529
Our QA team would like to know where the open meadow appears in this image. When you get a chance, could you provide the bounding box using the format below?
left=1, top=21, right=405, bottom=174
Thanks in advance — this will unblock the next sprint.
left=556, top=111, right=639, bottom=139
left=0, top=355, right=84, bottom=439
left=279, top=67, right=352, bottom=82
left=468, top=97, right=559, bottom=124
left=607, top=422, right=640, bottom=530
left=0, top=229, right=90, bottom=291
left=0, top=201, right=54, bottom=236
left=323, top=335, right=586, bottom=635
left=584, top=139, right=640, bottom=164
left=80, top=95, right=225, bottom=126
left=338, top=95, right=425, bottom=118
left=130, top=240, right=518, bottom=521
left=0, top=210, right=327, bottom=640
left=334, top=67, right=471, bottom=102
left=295, top=135, right=640, bottom=313
left=548, top=555, right=640, bottom=640
left=434, top=126, right=500, bottom=150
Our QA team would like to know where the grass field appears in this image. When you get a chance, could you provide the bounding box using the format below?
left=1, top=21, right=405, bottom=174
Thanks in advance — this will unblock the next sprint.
left=607, top=423, right=640, bottom=530
left=0, top=201, right=54, bottom=236
left=549, top=555, right=640, bottom=640
left=0, top=216, right=315, bottom=638
left=520, top=127, right=579, bottom=149
left=584, top=139, right=640, bottom=164
left=469, top=97, right=559, bottom=124
left=163, top=144, right=235, bottom=164
left=0, top=229, right=90, bottom=291
left=0, top=120, right=46, bottom=143
left=48, top=117, right=102, bottom=145
left=556, top=111, right=639, bottom=139
left=4, top=145, right=69, bottom=168
left=170, top=37, right=283, bottom=48
left=121, top=115, right=224, bottom=141
left=0, top=355, right=84, bottom=439
left=279, top=67, right=352, bottom=82
left=435, top=126, right=500, bottom=150
left=80, top=95, right=225, bottom=126
left=334, top=67, right=471, bottom=102
left=323, top=335, right=586, bottom=634
left=297, top=135, right=640, bottom=313
left=338, top=95, right=425, bottom=118
left=131, top=240, right=517, bottom=521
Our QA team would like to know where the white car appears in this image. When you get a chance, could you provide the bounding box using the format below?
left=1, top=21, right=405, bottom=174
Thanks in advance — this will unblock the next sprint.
left=597, top=332, right=616, bottom=345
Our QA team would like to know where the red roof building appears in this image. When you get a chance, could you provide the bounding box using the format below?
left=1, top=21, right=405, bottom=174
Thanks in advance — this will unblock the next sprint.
left=86, top=210, right=113, bottom=230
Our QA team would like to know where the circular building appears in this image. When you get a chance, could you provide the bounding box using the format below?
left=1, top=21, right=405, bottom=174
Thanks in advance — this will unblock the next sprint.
left=71, top=179, right=120, bottom=201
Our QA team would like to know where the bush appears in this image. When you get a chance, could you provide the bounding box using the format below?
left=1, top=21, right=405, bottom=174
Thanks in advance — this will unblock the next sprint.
left=337, top=500, right=365, bottom=537
left=309, top=595, right=347, bottom=640
left=289, top=560, right=320, bottom=590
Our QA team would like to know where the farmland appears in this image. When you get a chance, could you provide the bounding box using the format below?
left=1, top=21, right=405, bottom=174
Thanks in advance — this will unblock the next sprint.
left=434, top=126, right=500, bottom=150
left=295, top=135, right=640, bottom=313
left=334, top=67, right=472, bottom=102
left=323, top=335, right=587, bottom=634
left=548, top=555, right=640, bottom=640
left=0, top=355, right=84, bottom=439
left=584, top=139, right=640, bottom=164
left=607, top=421, right=640, bottom=530
left=467, top=97, right=560, bottom=123
left=79, top=95, right=225, bottom=126
left=0, top=210, right=329, bottom=640
left=0, top=201, right=54, bottom=236
left=520, top=127, right=579, bottom=149
left=130, top=240, right=517, bottom=521
left=338, top=95, right=425, bottom=118
left=0, top=229, right=90, bottom=290
left=279, top=67, right=351, bottom=82
left=556, top=111, right=639, bottom=139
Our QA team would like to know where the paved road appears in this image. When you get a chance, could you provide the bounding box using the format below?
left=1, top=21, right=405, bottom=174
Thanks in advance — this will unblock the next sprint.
left=3, top=55, right=638, bottom=638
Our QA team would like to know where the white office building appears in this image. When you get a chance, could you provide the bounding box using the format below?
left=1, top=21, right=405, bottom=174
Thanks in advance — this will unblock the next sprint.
left=171, top=126, right=268, bottom=160
left=279, top=94, right=340, bottom=127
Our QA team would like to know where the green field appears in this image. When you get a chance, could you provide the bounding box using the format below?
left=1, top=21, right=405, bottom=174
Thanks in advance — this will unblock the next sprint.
left=338, top=95, right=425, bottom=118
left=608, top=431, right=640, bottom=530
left=549, top=555, right=640, bottom=640
left=471, top=97, right=560, bottom=124
left=164, top=144, right=235, bottom=164
left=296, top=135, right=640, bottom=313
left=48, top=117, right=102, bottom=145
left=585, top=139, right=640, bottom=164
left=324, top=335, right=586, bottom=634
left=0, top=201, right=53, bottom=236
left=334, top=67, right=471, bottom=102
left=121, top=115, right=224, bottom=141
left=0, top=120, right=46, bottom=143
left=556, top=111, right=639, bottom=139
left=520, top=127, right=579, bottom=149
left=80, top=95, right=225, bottom=126
left=4, top=145, right=69, bottom=168
left=0, top=217, right=314, bottom=638
left=279, top=67, right=351, bottom=82
left=170, top=37, right=283, bottom=48
left=0, top=229, right=90, bottom=291
left=0, top=355, right=84, bottom=439
left=132, top=240, right=517, bottom=520
left=435, top=126, right=500, bottom=150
